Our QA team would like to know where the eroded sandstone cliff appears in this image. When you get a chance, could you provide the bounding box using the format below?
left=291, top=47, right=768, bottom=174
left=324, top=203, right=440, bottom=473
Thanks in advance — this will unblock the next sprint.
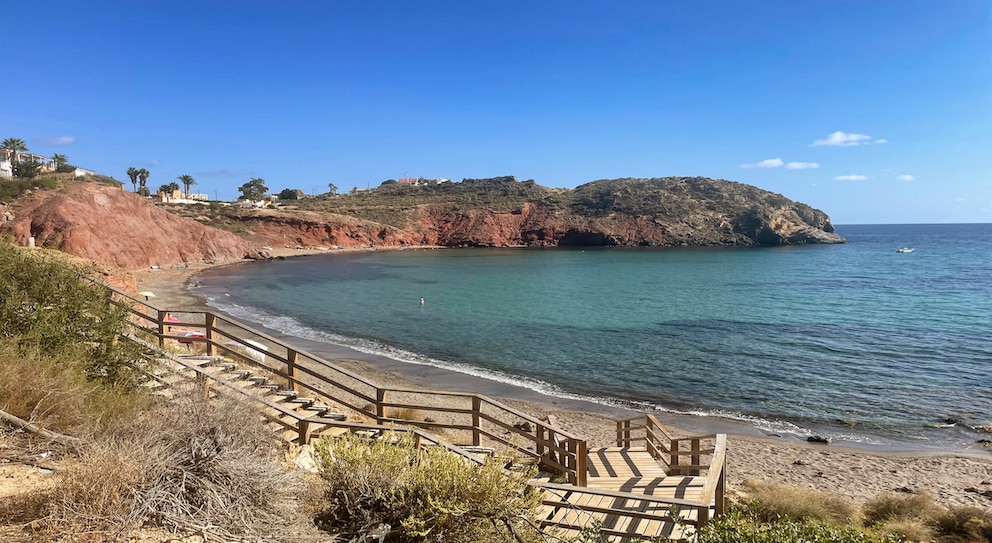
left=2, top=184, right=263, bottom=270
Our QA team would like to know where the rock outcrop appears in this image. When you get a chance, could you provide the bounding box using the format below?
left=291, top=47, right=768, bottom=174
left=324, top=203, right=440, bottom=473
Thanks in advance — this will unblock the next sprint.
left=2, top=184, right=263, bottom=270
left=390, top=177, right=845, bottom=247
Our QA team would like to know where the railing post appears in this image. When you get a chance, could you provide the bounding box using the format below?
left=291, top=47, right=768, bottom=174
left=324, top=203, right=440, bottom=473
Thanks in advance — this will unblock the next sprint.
left=670, top=438, right=680, bottom=473
left=575, top=439, right=587, bottom=486
left=298, top=419, right=311, bottom=444
left=536, top=424, right=546, bottom=457
left=716, top=463, right=726, bottom=516
left=205, top=313, right=216, bottom=356
left=156, top=310, right=167, bottom=348
left=471, top=396, right=481, bottom=446
left=287, top=348, right=299, bottom=392
left=375, top=388, right=386, bottom=423
left=691, top=438, right=701, bottom=475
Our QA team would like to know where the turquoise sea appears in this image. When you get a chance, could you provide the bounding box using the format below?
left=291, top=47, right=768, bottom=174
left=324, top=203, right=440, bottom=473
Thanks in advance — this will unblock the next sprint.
left=195, top=224, right=992, bottom=451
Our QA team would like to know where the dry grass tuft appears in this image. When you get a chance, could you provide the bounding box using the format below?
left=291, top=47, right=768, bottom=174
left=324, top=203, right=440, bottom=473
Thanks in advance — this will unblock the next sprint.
left=862, top=492, right=940, bottom=526
left=744, top=479, right=857, bottom=525
left=934, top=506, right=992, bottom=543
left=0, top=342, right=146, bottom=433
left=876, top=518, right=935, bottom=542
left=46, top=384, right=322, bottom=542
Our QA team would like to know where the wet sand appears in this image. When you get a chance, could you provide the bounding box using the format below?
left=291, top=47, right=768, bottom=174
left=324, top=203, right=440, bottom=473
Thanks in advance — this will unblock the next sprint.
left=133, top=249, right=992, bottom=510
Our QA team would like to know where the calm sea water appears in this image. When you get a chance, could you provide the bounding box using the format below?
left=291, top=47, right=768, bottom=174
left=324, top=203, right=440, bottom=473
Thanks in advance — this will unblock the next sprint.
left=196, top=224, right=992, bottom=451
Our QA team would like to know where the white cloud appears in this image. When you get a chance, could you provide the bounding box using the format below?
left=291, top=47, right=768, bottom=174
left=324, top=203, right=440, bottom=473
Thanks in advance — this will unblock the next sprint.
left=897, top=174, right=915, bottom=181
left=835, top=174, right=869, bottom=181
left=810, top=131, right=885, bottom=147
left=785, top=162, right=820, bottom=170
left=741, top=158, right=783, bottom=168
left=33, top=135, right=75, bottom=146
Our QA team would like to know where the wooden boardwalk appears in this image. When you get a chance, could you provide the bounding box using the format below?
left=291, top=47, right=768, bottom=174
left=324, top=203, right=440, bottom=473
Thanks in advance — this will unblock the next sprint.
left=539, top=446, right=713, bottom=541
left=105, top=283, right=727, bottom=543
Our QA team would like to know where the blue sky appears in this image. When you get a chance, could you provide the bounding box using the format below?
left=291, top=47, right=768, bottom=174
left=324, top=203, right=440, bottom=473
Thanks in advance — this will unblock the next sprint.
left=3, top=1, right=989, bottom=224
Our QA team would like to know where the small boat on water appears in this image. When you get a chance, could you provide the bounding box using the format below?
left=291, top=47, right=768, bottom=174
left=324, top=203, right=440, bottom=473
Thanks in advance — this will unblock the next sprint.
left=896, top=247, right=914, bottom=253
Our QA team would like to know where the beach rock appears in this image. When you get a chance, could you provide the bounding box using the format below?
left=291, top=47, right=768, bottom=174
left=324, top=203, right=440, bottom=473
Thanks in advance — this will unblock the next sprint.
left=807, top=435, right=832, bottom=444
left=973, top=424, right=992, bottom=433
left=1, top=183, right=264, bottom=270
left=513, top=421, right=533, bottom=433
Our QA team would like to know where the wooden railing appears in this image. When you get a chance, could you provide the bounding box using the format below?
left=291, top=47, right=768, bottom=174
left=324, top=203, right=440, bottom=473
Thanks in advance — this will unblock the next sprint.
left=105, top=282, right=589, bottom=485
left=616, top=414, right=727, bottom=517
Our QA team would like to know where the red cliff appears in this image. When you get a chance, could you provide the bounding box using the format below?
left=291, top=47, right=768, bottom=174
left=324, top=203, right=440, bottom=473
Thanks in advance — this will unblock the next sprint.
left=2, top=184, right=263, bottom=271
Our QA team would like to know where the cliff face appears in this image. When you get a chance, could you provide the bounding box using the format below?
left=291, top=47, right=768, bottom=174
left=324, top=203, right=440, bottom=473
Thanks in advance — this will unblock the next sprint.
left=2, top=184, right=262, bottom=270
left=387, top=178, right=844, bottom=248
left=233, top=209, right=423, bottom=248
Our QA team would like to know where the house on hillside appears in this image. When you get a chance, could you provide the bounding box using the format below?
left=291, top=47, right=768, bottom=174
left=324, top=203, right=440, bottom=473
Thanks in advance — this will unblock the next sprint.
left=0, top=160, right=11, bottom=179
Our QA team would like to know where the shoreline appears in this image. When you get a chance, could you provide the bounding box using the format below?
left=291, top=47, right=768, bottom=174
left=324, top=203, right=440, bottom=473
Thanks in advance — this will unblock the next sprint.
left=132, top=247, right=992, bottom=510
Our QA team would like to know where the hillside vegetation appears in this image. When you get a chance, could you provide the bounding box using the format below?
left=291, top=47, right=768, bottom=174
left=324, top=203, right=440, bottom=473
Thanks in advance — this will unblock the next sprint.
left=162, top=176, right=845, bottom=251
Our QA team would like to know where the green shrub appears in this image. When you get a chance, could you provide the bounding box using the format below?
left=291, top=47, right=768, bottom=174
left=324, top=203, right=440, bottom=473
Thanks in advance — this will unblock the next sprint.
left=696, top=504, right=901, bottom=543
left=313, top=431, right=544, bottom=542
left=0, top=241, right=149, bottom=387
left=0, top=175, right=59, bottom=201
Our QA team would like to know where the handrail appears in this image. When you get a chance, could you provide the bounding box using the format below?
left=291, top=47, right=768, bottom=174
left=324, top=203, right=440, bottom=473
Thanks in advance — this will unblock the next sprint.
left=101, top=281, right=589, bottom=485
left=614, top=413, right=727, bottom=522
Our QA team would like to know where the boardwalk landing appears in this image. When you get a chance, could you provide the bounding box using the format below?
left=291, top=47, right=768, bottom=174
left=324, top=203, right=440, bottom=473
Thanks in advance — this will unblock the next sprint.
left=540, top=447, right=711, bottom=541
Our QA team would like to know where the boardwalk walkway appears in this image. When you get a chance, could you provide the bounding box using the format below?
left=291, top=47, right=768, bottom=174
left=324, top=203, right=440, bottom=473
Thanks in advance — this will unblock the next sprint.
left=539, top=446, right=717, bottom=541
left=107, top=283, right=726, bottom=542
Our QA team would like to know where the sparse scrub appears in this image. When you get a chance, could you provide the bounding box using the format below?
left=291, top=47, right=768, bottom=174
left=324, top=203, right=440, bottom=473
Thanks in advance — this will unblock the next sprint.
left=862, top=492, right=941, bottom=526
left=934, top=506, right=992, bottom=543
left=313, top=430, right=544, bottom=542
left=696, top=504, right=901, bottom=543
left=47, top=386, right=319, bottom=542
left=744, top=479, right=857, bottom=525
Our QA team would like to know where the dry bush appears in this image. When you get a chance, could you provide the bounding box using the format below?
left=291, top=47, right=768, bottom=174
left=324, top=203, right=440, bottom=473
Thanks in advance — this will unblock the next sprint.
left=313, top=430, right=544, bottom=543
left=46, top=385, right=322, bottom=542
left=744, top=479, right=857, bottom=525
left=876, top=518, right=935, bottom=543
left=862, top=492, right=941, bottom=526
left=0, top=341, right=145, bottom=432
left=934, top=506, right=992, bottom=543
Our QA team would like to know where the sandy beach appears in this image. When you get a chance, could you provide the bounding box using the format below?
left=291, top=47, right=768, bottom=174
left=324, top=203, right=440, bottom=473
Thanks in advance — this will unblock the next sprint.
left=133, top=249, right=992, bottom=511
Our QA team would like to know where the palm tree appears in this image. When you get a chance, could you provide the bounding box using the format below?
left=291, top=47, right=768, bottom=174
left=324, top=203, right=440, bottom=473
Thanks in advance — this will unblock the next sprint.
left=51, top=153, right=69, bottom=172
left=137, top=168, right=149, bottom=189
left=2, top=137, right=27, bottom=165
left=127, top=167, right=140, bottom=191
left=177, top=174, right=196, bottom=199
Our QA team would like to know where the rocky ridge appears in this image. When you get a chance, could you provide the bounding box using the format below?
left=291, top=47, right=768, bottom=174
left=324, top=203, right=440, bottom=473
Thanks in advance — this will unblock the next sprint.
left=1, top=177, right=844, bottom=271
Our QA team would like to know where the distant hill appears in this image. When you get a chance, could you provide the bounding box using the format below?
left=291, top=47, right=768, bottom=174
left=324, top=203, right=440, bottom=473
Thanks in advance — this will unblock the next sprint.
left=1, top=176, right=843, bottom=271
left=283, top=176, right=844, bottom=247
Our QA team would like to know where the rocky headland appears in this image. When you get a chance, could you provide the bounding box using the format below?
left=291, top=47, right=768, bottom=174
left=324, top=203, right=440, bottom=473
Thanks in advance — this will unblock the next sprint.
left=1, top=176, right=843, bottom=271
